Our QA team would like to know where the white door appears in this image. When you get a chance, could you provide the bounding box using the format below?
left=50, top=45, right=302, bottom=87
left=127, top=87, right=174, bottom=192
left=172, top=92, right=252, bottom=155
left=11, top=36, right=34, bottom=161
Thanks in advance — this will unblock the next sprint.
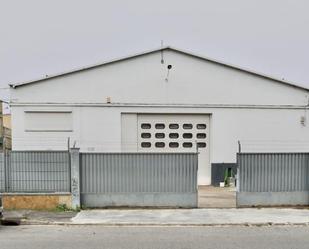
left=137, top=114, right=210, bottom=185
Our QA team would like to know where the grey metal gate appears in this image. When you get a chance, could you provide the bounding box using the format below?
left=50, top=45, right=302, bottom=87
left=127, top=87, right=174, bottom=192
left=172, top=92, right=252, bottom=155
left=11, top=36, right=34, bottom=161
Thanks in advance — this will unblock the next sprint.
left=80, top=153, right=198, bottom=207
left=237, top=153, right=309, bottom=206
left=0, top=151, right=71, bottom=193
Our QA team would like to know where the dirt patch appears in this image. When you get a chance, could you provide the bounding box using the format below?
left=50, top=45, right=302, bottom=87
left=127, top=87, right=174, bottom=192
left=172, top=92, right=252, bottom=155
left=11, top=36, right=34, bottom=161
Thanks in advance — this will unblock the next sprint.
left=2, top=194, right=72, bottom=210
left=198, top=186, right=236, bottom=208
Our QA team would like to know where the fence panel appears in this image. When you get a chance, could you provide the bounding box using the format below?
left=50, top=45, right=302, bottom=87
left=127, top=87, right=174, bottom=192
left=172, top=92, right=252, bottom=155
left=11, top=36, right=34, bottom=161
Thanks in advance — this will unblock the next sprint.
left=237, top=153, right=309, bottom=206
left=3, top=151, right=70, bottom=193
left=80, top=153, right=198, bottom=207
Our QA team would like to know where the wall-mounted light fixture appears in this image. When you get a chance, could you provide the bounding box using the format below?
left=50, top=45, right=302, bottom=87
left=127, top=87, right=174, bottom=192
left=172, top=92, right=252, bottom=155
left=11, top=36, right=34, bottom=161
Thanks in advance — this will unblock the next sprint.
left=300, top=116, right=306, bottom=126
left=165, top=64, right=173, bottom=82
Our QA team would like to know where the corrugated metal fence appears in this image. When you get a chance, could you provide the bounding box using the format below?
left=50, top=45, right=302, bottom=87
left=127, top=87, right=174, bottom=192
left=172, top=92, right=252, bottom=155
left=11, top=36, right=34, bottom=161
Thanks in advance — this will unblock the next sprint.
left=0, top=151, right=197, bottom=207
left=237, top=153, right=309, bottom=206
left=0, top=151, right=70, bottom=193
left=80, top=153, right=198, bottom=207
left=238, top=153, right=309, bottom=192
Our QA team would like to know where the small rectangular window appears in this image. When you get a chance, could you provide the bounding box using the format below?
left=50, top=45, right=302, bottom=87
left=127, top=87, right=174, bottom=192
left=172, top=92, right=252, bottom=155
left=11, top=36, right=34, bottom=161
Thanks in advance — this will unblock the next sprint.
left=141, top=123, right=151, bottom=129
left=155, top=142, right=165, bottom=148
left=25, top=111, right=73, bottom=132
left=141, top=133, right=151, bottom=138
left=169, top=142, right=179, bottom=148
left=155, top=133, right=165, bottom=139
left=155, top=123, right=165, bottom=129
left=183, top=124, right=193, bottom=129
left=141, top=142, right=151, bottom=148
left=197, top=124, right=207, bottom=129
left=196, top=133, right=206, bottom=139
left=183, top=133, right=193, bottom=139
left=169, top=124, right=179, bottom=129
left=169, top=133, right=179, bottom=139
left=183, top=142, right=193, bottom=148
left=197, top=142, right=207, bottom=148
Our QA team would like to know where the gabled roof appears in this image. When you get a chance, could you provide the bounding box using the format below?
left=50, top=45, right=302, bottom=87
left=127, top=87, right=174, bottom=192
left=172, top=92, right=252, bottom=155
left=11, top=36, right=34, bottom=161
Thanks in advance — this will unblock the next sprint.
left=9, top=46, right=309, bottom=91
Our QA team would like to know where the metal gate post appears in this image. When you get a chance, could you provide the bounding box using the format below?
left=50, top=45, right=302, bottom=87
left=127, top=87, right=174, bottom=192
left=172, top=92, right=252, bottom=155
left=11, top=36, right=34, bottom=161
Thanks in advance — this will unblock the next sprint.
left=70, top=148, right=80, bottom=209
left=4, top=152, right=10, bottom=192
left=236, top=153, right=241, bottom=208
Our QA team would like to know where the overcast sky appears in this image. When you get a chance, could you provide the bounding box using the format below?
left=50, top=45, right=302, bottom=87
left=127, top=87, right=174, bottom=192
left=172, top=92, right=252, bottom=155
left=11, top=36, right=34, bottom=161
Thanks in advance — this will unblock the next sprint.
left=0, top=0, right=308, bottom=105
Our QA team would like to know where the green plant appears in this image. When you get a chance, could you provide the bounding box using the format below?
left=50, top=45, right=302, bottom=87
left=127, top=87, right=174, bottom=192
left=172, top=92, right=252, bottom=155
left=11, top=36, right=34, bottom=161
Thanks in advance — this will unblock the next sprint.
left=75, top=206, right=81, bottom=212
left=55, top=204, right=70, bottom=212
left=224, top=168, right=235, bottom=186
left=55, top=204, right=83, bottom=212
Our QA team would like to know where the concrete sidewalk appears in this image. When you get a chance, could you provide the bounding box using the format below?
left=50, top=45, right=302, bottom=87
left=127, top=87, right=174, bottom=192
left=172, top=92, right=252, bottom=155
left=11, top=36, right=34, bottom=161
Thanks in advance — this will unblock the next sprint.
left=71, top=208, right=309, bottom=226
left=2, top=208, right=309, bottom=226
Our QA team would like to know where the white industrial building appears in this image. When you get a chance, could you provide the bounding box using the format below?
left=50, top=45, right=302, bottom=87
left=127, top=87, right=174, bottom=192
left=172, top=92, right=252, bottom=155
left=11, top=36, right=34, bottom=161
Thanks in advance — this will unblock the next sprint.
left=9, top=47, right=309, bottom=185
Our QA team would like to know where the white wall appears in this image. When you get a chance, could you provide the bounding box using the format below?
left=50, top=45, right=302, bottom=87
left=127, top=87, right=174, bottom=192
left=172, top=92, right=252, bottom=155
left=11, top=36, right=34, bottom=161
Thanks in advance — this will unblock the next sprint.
left=11, top=105, right=309, bottom=163
left=11, top=49, right=309, bottom=106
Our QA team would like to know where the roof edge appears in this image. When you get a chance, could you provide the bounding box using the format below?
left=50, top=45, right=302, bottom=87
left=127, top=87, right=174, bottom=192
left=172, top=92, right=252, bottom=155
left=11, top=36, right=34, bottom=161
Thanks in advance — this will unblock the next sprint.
left=9, top=46, right=171, bottom=89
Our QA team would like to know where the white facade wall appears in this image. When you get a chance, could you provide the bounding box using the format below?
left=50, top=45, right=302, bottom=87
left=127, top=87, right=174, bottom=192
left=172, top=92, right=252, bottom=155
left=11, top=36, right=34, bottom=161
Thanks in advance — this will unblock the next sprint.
left=10, top=49, right=309, bottom=184
left=11, top=50, right=308, bottom=106
left=11, top=106, right=309, bottom=160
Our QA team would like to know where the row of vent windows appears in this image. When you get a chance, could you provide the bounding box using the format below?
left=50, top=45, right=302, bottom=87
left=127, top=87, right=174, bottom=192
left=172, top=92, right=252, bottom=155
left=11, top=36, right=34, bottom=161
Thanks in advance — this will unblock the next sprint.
left=141, top=123, right=206, bottom=130
left=141, top=133, right=206, bottom=139
left=141, top=142, right=207, bottom=148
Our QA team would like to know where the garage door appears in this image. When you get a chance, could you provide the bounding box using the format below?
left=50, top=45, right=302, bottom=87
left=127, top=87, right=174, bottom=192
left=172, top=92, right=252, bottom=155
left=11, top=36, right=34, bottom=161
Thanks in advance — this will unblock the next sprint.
left=137, top=114, right=210, bottom=185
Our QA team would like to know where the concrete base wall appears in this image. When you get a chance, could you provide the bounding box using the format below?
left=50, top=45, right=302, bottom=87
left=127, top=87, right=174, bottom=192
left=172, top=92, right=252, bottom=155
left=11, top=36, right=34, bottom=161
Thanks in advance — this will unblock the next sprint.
left=1, top=193, right=72, bottom=210
left=81, top=193, right=198, bottom=208
left=237, top=191, right=309, bottom=207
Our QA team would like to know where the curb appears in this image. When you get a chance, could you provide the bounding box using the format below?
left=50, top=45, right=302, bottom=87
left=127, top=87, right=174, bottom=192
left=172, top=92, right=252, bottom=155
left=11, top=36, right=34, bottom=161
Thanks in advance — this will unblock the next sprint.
left=20, top=219, right=71, bottom=225
left=19, top=220, right=309, bottom=227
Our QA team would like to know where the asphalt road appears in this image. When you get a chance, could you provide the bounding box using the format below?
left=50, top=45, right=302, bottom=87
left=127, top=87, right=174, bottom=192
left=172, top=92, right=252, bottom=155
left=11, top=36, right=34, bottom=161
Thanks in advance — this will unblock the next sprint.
left=0, top=225, right=309, bottom=249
